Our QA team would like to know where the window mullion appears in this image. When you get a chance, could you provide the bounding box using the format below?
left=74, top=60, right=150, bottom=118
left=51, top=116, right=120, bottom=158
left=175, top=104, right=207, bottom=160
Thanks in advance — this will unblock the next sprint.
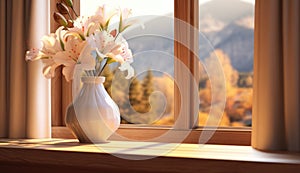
left=51, top=0, right=80, bottom=127
left=50, top=0, right=63, bottom=126
left=174, top=0, right=199, bottom=130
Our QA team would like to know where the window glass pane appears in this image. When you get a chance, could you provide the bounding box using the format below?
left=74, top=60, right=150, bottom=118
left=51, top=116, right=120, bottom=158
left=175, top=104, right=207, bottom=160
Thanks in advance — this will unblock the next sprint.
left=81, top=0, right=174, bottom=125
left=198, top=0, right=255, bottom=127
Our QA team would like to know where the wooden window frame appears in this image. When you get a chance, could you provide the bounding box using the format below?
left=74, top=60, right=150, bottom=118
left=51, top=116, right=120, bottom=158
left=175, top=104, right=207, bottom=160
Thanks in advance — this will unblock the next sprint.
left=50, top=0, right=77, bottom=127
left=51, top=0, right=251, bottom=146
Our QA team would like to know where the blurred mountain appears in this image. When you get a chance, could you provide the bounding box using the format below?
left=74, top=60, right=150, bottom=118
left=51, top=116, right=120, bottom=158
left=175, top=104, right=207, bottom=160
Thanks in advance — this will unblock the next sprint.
left=200, top=0, right=254, bottom=72
left=124, top=0, right=254, bottom=74
left=123, top=15, right=175, bottom=77
left=200, top=0, right=254, bottom=32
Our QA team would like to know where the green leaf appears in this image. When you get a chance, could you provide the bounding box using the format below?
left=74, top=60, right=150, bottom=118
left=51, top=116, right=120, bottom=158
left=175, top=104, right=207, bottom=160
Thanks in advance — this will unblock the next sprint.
left=118, top=15, right=123, bottom=33
left=60, top=40, right=64, bottom=51
left=78, top=33, right=85, bottom=41
left=57, top=28, right=65, bottom=51
left=120, top=24, right=131, bottom=33
left=53, top=12, right=68, bottom=27
left=56, top=2, right=69, bottom=14
left=63, top=0, right=73, bottom=8
left=104, top=19, right=110, bottom=30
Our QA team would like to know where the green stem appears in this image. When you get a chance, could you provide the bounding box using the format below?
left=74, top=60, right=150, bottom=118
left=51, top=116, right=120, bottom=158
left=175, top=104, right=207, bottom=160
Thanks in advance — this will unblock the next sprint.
left=67, top=11, right=74, bottom=21
left=71, top=7, right=78, bottom=17
left=97, top=61, right=108, bottom=77
left=114, top=32, right=120, bottom=41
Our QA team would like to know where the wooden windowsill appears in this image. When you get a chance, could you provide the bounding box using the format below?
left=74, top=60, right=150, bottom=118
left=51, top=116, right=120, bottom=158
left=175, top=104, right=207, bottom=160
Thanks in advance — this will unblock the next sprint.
left=52, top=126, right=252, bottom=145
left=0, top=139, right=300, bottom=173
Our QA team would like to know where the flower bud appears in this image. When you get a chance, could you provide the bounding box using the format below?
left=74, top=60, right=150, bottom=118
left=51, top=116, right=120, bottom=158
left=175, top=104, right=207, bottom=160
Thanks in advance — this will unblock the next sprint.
left=56, top=2, right=69, bottom=14
left=53, top=12, right=68, bottom=27
left=63, top=0, right=73, bottom=8
left=110, top=29, right=117, bottom=37
left=67, top=20, right=74, bottom=28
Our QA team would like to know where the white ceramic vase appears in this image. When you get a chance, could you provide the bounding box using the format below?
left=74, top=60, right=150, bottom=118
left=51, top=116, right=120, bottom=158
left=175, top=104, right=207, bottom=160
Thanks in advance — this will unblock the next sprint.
left=65, top=76, right=120, bottom=143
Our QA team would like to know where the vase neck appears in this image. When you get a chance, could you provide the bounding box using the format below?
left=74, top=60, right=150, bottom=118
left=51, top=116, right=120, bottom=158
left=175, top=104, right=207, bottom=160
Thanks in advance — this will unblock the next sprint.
left=81, top=76, right=105, bottom=84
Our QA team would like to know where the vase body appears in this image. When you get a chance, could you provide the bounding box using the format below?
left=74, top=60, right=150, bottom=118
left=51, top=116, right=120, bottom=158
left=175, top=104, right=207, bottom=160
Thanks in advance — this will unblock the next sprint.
left=65, top=76, right=120, bottom=143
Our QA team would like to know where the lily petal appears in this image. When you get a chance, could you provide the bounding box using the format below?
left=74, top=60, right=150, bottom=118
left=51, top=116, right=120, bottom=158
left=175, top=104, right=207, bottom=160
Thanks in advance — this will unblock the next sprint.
left=119, top=61, right=134, bottom=79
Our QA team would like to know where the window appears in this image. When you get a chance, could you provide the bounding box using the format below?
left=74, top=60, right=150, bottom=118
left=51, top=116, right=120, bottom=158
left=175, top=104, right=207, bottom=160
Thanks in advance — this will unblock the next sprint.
left=52, top=0, right=253, bottom=145
left=198, top=0, right=255, bottom=127
left=80, top=0, right=175, bottom=125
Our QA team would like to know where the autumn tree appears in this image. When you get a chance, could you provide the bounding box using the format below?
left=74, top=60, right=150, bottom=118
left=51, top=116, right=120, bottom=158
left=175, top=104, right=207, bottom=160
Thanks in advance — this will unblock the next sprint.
left=199, top=50, right=240, bottom=126
left=202, top=50, right=253, bottom=127
left=198, top=61, right=209, bottom=89
left=144, top=75, right=175, bottom=125
left=141, top=70, right=154, bottom=113
left=238, top=73, right=253, bottom=88
left=153, top=75, right=174, bottom=115
left=129, top=77, right=143, bottom=113
left=205, top=49, right=239, bottom=89
left=108, top=69, right=131, bottom=123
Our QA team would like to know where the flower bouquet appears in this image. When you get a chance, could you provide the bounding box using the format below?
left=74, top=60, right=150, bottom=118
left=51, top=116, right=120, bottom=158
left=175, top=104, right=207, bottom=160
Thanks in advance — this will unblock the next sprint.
left=26, top=0, right=135, bottom=81
left=26, top=0, right=136, bottom=143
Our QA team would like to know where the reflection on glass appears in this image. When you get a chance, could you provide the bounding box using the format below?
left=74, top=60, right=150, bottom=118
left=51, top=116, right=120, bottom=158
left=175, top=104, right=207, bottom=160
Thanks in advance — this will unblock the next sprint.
left=198, top=0, right=254, bottom=127
left=81, top=0, right=255, bottom=127
left=81, top=0, right=174, bottom=125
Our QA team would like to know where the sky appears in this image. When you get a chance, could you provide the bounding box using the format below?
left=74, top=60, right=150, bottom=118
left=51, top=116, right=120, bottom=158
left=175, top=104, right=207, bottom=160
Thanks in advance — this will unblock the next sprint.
left=81, top=0, right=255, bottom=17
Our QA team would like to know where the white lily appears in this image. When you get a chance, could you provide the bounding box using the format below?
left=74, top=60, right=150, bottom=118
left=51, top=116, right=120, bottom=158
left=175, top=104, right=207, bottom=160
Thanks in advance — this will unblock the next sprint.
left=26, top=27, right=64, bottom=61
left=89, top=31, right=122, bottom=62
left=26, top=27, right=66, bottom=78
left=42, top=59, right=60, bottom=78
left=115, top=34, right=133, bottom=63
left=54, top=37, right=87, bottom=81
left=25, top=5, right=136, bottom=81
left=119, top=61, right=134, bottom=79
left=91, top=31, right=133, bottom=63
left=119, top=8, right=135, bottom=33
left=40, top=34, right=62, bottom=56
left=77, top=43, right=96, bottom=71
left=89, top=30, right=134, bottom=78
left=72, top=15, right=101, bottom=37
left=95, top=5, right=118, bottom=30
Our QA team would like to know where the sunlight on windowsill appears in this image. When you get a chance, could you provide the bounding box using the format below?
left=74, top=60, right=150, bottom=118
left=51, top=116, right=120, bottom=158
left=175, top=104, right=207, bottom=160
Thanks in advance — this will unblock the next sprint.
left=0, top=138, right=299, bottom=164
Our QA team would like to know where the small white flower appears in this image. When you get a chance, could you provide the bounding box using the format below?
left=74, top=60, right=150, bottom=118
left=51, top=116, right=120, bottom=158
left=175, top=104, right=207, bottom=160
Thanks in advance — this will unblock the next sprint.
left=25, top=48, right=40, bottom=61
